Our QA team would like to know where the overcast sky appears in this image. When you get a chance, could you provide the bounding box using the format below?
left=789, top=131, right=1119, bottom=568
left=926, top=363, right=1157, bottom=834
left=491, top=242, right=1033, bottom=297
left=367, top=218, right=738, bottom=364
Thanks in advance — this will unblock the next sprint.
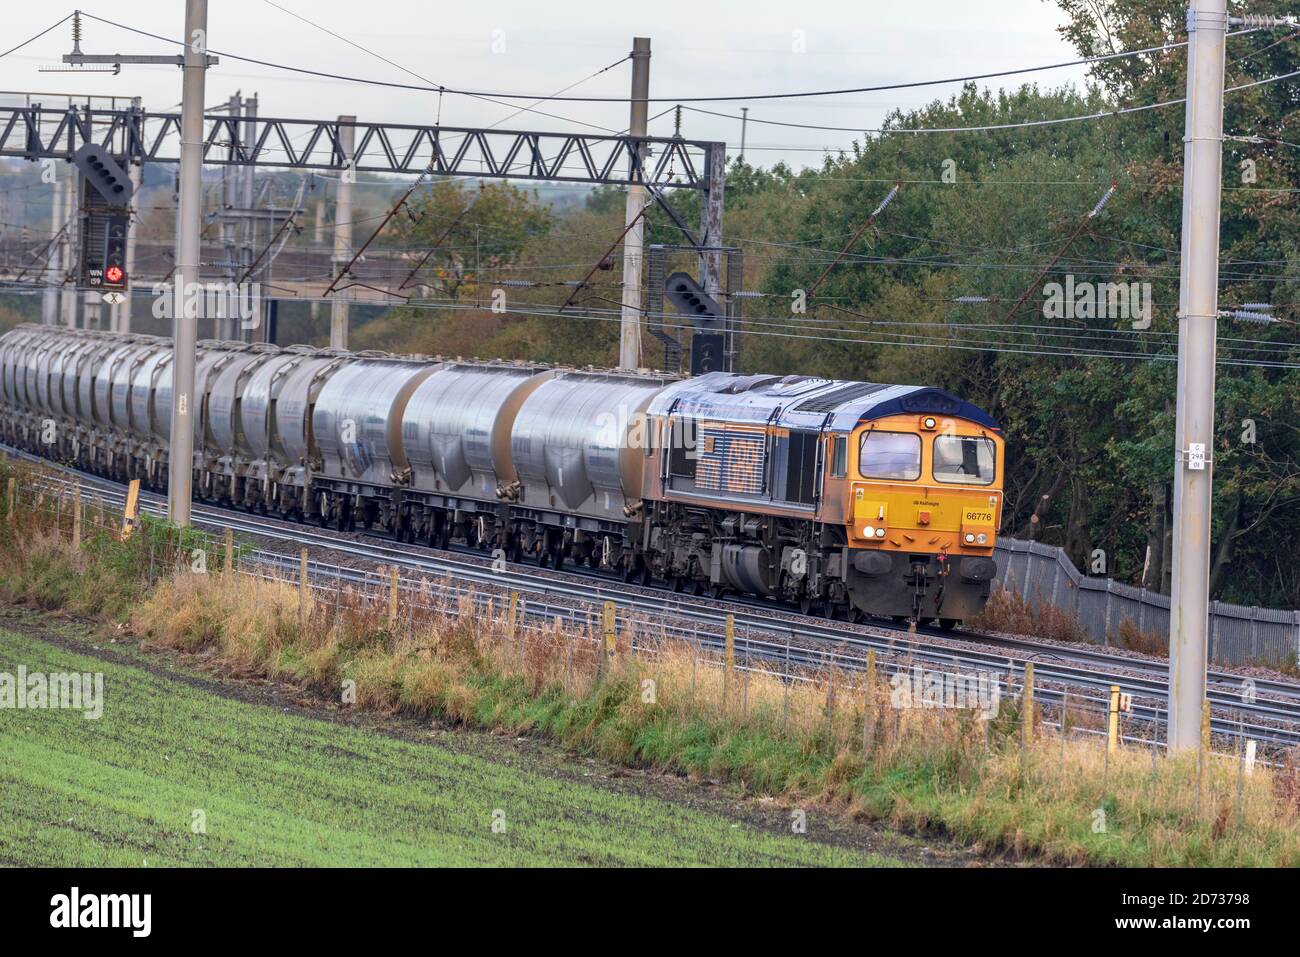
left=1, top=1, right=1091, bottom=170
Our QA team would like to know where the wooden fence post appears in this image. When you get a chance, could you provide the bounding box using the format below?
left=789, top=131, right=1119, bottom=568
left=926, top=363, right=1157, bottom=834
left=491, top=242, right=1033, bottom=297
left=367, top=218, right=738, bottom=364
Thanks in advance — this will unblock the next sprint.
left=863, top=648, right=877, bottom=753
left=388, top=565, right=399, bottom=626
left=724, top=614, right=735, bottom=709
left=7, top=475, right=17, bottom=523
left=506, top=591, right=519, bottom=637
left=121, top=479, right=140, bottom=540
left=1107, top=684, right=1121, bottom=754
left=298, top=548, right=309, bottom=619
left=1022, top=662, right=1035, bottom=745
left=1202, top=698, right=1212, bottom=754
left=600, top=600, right=617, bottom=680
left=71, top=484, right=82, bottom=550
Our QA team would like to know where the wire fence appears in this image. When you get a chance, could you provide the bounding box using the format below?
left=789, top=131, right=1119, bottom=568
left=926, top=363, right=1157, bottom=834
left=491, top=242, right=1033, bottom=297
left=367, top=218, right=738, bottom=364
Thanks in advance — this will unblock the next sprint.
left=5, top=464, right=1293, bottom=769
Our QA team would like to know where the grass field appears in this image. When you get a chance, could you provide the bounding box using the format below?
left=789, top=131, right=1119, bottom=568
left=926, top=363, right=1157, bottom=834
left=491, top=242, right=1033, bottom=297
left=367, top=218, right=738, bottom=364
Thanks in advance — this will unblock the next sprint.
left=0, top=624, right=901, bottom=867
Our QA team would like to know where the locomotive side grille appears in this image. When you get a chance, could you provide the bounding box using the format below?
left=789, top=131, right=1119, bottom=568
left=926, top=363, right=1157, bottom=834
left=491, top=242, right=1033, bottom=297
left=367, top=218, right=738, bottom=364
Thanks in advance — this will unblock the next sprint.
left=695, top=424, right=767, bottom=495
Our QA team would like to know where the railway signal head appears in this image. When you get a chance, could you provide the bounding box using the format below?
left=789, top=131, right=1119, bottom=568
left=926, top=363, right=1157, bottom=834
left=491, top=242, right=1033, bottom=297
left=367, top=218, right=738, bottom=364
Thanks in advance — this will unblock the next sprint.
left=665, top=272, right=724, bottom=326
left=72, top=144, right=135, bottom=205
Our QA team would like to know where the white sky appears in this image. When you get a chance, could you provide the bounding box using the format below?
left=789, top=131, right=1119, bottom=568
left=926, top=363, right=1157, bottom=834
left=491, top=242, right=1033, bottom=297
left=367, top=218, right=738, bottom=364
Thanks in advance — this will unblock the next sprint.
left=0, top=1, right=1091, bottom=170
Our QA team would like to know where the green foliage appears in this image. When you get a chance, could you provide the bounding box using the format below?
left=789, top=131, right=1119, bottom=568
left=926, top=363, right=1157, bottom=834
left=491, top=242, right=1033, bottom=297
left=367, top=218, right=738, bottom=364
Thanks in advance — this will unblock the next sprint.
left=395, top=179, right=554, bottom=300
left=307, top=0, right=1300, bottom=606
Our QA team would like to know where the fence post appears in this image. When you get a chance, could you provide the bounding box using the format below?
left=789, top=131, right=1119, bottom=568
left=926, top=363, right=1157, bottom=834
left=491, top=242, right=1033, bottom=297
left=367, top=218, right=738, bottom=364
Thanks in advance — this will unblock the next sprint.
left=71, top=484, right=82, bottom=550
left=863, top=648, right=876, bottom=754
left=1202, top=698, right=1212, bottom=754
left=7, top=475, right=16, bottom=523
left=1107, top=685, right=1120, bottom=753
left=1210, top=600, right=1219, bottom=664
left=224, top=528, right=234, bottom=575
left=724, top=614, right=735, bottom=709
left=1022, top=663, right=1035, bottom=745
left=388, top=565, right=399, bottom=627
left=121, top=479, right=140, bottom=540
left=1294, top=610, right=1300, bottom=671
left=299, top=548, right=309, bottom=619
left=600, top=600, right=616, bottom=680
left=506, top=591, right=519, bottom=637
left=1102, top=582, right=1113, bottom=646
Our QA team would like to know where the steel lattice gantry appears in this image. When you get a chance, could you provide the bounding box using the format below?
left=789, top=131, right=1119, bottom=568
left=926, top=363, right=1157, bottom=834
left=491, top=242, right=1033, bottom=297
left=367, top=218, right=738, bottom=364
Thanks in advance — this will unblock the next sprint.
left=0, top=104, right=725, bottom=245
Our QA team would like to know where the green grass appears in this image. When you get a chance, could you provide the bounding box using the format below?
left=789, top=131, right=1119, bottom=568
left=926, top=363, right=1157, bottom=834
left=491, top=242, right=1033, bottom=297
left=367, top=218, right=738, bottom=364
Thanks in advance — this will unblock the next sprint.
left=0, top=626, right=897, bottom=867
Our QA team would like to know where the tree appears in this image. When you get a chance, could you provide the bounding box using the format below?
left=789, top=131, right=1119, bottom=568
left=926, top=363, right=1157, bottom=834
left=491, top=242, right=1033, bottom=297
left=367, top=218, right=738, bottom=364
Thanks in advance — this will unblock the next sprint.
left=393, top=180, right=553, bottom=301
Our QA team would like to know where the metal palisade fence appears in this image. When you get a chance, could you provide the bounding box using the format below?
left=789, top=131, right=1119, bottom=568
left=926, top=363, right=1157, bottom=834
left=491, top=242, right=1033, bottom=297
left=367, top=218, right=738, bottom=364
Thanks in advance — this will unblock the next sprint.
left=994, top=537, right=1300, bottom=667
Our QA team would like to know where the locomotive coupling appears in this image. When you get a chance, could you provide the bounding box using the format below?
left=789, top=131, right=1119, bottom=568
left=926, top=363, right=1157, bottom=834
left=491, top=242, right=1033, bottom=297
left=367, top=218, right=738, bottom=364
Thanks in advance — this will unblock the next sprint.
left=495, top=480, right=521, bottom=501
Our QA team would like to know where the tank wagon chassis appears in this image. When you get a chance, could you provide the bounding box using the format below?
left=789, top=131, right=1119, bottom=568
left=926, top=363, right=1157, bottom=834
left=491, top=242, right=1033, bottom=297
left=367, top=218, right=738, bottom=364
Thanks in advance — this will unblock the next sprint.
left=0, top=325, right=1004, bottom=626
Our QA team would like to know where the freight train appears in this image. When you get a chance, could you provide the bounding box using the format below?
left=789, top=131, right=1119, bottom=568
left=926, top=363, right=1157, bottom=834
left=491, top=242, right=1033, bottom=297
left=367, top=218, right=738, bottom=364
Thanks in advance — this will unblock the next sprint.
left=0, top=324, right=1004, bottom=625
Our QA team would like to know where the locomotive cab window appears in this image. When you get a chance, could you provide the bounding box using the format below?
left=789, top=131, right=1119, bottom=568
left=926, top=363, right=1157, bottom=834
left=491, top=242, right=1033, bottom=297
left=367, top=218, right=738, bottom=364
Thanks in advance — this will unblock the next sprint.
left=933, top=435, right=996, bottom=485
left=830, top=435, right=847, bottom=478
left=859, top=430, right=920, bottom=481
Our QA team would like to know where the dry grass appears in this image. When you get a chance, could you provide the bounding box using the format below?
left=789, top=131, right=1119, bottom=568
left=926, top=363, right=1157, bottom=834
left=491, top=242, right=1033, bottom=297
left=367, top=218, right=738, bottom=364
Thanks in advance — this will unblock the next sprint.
left=127, top=566, right=1300, bottom=866
left=5, top=462, right=1300, bottom=866
left=970, top=587, right=1088, bottom=644
left=1113, top=616, right=1168, bottom=656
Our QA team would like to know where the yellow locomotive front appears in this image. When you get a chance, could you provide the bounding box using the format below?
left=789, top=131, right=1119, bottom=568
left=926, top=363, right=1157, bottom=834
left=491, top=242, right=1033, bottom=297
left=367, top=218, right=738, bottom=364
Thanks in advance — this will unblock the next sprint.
left=839, top=412, right=1004, bottom=626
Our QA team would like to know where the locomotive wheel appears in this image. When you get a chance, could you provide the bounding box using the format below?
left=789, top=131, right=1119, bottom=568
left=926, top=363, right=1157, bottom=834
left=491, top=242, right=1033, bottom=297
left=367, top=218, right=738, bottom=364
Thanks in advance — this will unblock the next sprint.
left=799, top=597, right=812, bottom=616
left=671, top=576, right=684, bottom=593
left=938, top=618, right=958, bottom=631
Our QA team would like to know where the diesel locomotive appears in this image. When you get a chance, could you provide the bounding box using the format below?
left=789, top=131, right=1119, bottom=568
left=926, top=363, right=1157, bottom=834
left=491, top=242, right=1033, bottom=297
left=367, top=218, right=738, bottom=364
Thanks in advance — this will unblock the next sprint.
left=0, top=324, right=1004, bottom=624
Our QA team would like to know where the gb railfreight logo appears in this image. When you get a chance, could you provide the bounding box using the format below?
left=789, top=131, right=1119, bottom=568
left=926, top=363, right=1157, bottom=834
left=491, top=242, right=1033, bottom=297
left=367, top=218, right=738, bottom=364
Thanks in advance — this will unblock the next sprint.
left=49, top=888, right=151, bottom=938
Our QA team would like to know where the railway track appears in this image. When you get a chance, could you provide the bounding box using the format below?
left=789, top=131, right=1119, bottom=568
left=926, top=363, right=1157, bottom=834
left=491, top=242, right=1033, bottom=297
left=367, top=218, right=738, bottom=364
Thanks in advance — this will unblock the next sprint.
left=8, top=443, right=1300, bottom=751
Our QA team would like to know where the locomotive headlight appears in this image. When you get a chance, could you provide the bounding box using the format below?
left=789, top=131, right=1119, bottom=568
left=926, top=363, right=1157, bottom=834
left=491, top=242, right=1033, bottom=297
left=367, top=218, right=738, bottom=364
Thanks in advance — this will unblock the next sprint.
left=863, top=525, right=875, bottom=538
left=976, top=533, right=988, bottom=545
left=875, top=527, right=886, bottom=538
left=922, top=416, right=937, bottom=430
left=964, top=532, right=976, bottom=544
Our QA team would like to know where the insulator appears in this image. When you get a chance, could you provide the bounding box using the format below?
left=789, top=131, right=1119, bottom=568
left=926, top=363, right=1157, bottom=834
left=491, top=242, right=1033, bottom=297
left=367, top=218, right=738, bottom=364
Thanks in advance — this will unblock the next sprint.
left=954, top=296, right=990, bottom=304
left=871, top=185, right=900, bottom=218
left=1241, top=302, right=1273, bottom=312
left=1232, top=310, right=1277, bottom=325
left=1087, top=185, right=1117, bottom=219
